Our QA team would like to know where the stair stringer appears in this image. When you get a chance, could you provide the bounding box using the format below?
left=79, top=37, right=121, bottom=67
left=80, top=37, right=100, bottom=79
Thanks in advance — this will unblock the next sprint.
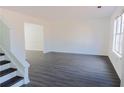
left=0, top=46, right=30, bottom=85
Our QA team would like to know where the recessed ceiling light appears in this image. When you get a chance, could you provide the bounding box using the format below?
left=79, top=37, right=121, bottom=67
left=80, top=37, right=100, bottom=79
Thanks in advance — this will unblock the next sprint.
left=97, top=6, right=102, bottom=8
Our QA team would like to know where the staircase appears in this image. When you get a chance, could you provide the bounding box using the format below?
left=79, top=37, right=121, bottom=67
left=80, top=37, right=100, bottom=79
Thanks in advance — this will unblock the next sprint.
left=0, top=52, right=24, bottom=87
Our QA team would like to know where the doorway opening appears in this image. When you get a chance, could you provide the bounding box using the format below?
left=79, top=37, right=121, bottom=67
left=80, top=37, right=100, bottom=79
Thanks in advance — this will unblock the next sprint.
left=24, top=23, right=44, bottom=60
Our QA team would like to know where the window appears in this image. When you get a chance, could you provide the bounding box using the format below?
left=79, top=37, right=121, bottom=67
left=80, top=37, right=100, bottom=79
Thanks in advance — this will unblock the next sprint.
left=113, top=13, right=124, bottom=57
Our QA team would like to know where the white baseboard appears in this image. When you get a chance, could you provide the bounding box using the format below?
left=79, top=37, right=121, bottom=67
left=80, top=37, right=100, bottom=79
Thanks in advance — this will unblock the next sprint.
left=43, top=50, right=50, bottom=53
left=44, top=50, right=108, bottom=56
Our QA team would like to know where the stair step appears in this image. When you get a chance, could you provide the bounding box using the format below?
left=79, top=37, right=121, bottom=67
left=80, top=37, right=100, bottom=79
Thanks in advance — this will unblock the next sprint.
left=0, top=60, right=11, bottom=66
left=0, top=76, right=24, bottom=87
left=0, top=68, right=17, bottom=77
left=0, top=53, right=5, bottom=56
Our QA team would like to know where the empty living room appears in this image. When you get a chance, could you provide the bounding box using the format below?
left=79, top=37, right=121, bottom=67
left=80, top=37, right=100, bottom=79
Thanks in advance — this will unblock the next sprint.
left=0, top=1, right=124, bottom=90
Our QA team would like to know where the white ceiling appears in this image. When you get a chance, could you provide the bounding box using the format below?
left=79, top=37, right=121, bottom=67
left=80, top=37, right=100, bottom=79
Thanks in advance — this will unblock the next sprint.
left=1, top=6, right=117, bottom=21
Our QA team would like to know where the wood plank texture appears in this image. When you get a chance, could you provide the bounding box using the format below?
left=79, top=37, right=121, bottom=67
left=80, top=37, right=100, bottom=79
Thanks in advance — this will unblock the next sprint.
left=24, top=51, right=120, bottom=87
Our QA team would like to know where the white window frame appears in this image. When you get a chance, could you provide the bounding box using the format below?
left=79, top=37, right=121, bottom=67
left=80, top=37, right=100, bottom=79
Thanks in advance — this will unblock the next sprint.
left=113, top=13, right=124, bottom=58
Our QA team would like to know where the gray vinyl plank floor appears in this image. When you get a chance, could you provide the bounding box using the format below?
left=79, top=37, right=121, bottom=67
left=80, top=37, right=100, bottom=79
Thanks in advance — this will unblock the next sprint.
left=24, top=51, right=120, bottom=87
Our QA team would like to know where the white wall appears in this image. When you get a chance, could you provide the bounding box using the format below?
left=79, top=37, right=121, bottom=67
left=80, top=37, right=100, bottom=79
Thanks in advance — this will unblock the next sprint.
left=122, top=56, right=124, bottom=86
left=44, top=18, right=110, bottom=55
left=108, top=6, right=124, bottom=86
left=24, top=23, right=43, bottom=51
left=0, top=8, right=47, bottom=64
left=0, top=8, right=111, bottom=58
left=0, top=20, right=10, bottom=51
left=0, top=19, right=2, bottom=46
